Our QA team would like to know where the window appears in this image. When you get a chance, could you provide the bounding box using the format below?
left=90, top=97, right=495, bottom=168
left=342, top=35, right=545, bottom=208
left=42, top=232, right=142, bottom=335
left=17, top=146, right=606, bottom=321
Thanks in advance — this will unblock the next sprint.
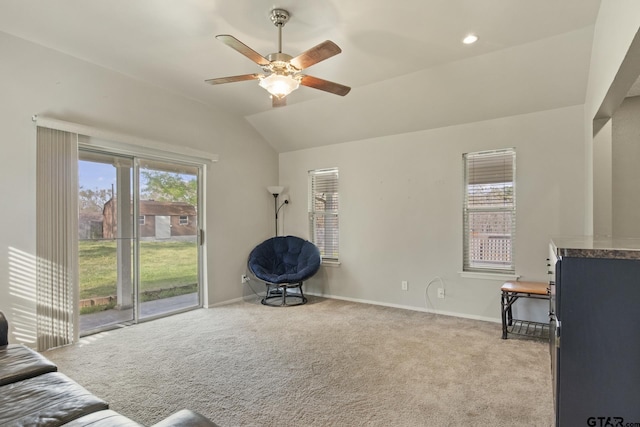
left=139, top=215, right=145, bottom=225
left=463, top=149, right=516, bottom=273
left=179, top=215, right=188, bottom=225
left=309, top=168, right=339, bottom=261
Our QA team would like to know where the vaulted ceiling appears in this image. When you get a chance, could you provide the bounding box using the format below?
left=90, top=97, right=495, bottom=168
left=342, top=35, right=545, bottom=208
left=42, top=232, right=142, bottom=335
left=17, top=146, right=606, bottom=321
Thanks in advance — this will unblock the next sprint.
left=0, top=0, right=602, bottom=152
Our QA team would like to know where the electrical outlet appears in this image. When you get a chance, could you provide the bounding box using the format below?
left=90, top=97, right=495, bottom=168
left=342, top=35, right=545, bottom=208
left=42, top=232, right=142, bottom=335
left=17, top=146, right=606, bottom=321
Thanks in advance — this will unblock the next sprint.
left=401, top=280, right=408, bottom=291
left=241, top=274, right=249, bottom=284
left=437, top=288, right=445, bottom=299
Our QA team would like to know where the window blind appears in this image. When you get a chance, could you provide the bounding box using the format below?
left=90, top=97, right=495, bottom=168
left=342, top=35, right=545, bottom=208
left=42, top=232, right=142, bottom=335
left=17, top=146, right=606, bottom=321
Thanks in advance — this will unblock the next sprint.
left=36, top=126, right=79, bottom=350
left=463, top=149, right=516, bottom=273
left=309, top=168, right=339, bottom=261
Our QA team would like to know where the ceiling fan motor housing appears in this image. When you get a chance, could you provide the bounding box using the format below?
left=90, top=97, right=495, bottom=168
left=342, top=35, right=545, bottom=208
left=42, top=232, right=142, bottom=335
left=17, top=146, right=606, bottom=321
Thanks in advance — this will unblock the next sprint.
left=270, top=9, right=290, bottom=27
left=264, top=53, right=299, bottom=75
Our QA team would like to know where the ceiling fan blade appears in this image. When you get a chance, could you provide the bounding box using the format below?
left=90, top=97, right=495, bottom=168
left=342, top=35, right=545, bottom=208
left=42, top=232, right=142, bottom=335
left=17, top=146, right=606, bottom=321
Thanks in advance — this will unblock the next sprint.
left=272, top=96, right=287, bottom=108
left=290, top=40, right=342, bottom=70
left=300, top=75, right=351, bottom=96
left=205, top=73, right=262, bottom=85
left=216, top=35, right=270, bottom=67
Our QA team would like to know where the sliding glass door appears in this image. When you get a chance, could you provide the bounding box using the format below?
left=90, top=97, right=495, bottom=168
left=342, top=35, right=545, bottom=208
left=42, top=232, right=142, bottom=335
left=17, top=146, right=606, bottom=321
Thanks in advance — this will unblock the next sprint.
left=78, top=150, right=202, bottom=335
left=137, top=159, right=200, bottom=320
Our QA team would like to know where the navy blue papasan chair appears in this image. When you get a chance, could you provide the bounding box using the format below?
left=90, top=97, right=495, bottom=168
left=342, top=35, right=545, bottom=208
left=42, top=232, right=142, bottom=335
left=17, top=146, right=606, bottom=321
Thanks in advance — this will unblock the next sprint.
left=248, top=236, right=321, bottom=306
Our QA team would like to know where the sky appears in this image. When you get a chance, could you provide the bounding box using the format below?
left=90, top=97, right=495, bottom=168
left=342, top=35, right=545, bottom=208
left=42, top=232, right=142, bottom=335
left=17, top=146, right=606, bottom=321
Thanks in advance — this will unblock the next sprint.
left=79, top=160, right=116, bottom=191
left=78, top=160, right=196, bottom=193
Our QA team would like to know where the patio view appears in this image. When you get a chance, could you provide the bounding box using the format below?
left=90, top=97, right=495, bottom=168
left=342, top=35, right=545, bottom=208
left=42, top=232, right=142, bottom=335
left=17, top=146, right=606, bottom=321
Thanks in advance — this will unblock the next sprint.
left=78, top=155, right=200, bottom=334
left=79, top=240, right=198, bottom=314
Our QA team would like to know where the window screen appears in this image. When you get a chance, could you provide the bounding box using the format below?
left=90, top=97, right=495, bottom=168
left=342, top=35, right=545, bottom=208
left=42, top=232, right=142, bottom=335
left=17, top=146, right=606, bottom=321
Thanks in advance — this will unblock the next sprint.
left=463, top=149, right=516, bottom=273
left=309, top=168, right=339, bottom=261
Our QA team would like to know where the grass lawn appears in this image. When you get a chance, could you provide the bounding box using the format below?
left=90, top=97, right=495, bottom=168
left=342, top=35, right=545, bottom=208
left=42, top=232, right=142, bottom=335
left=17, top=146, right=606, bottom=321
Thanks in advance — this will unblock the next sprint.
left=79, top=240, right=198, bottom=300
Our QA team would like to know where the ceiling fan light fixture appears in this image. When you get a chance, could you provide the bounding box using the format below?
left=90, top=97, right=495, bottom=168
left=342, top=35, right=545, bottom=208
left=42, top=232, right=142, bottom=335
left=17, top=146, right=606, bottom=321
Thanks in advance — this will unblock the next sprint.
left=463, top=34, right=478, bottom=44
left=259, top=73, right=300, bottom=98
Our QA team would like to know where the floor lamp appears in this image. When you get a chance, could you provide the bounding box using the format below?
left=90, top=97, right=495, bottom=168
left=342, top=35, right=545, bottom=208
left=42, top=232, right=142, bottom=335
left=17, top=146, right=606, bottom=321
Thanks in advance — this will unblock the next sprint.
left=267, top=186, right=288, bottom=236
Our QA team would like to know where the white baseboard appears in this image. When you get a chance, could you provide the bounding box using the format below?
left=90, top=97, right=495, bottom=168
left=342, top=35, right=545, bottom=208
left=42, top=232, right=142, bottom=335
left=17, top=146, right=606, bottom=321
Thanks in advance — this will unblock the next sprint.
left=305, top=292, right=501, bottom=324
left=206, top=292, right=501, bottom=324
left=205, top=296, right=246, bottom=308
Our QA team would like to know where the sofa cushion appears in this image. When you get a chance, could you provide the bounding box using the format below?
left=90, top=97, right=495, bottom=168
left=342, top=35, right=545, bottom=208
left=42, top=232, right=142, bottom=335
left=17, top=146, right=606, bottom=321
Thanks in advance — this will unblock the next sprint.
left=61, top=410, right=143, bottom=427
left=0, top=344, right=58, bottom=386
left=0, top=372, right=108, bottom=426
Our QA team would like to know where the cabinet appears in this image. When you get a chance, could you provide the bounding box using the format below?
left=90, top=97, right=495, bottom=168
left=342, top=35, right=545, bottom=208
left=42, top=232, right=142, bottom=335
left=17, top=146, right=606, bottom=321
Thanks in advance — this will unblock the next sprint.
left=550, top=238, right=640, bottom=426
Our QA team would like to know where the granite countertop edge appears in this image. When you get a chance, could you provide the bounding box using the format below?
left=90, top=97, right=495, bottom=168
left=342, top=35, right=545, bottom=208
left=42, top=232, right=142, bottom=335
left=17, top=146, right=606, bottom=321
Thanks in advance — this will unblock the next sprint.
left=552, top=236, right=640, bottom=260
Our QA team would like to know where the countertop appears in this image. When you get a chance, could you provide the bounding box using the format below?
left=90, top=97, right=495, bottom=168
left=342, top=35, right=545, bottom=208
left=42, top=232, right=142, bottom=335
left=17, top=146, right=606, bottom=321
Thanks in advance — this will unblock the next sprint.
left=552, top=236, right=640, bottom=260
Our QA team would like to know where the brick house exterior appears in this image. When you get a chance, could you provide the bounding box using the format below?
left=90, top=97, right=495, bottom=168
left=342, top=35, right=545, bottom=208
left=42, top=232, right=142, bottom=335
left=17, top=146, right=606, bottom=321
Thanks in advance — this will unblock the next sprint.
left=103, top=199, right=197, bottom=239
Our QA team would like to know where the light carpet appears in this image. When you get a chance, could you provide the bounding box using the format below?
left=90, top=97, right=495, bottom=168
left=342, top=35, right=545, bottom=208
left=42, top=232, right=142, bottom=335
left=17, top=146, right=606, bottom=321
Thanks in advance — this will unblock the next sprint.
left=45, top=297, right=553, bottom=426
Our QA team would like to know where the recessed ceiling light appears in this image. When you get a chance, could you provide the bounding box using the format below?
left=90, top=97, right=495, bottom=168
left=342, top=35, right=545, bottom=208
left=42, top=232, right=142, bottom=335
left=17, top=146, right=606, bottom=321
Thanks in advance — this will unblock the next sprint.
left=463, top=34, right=478, bottom=45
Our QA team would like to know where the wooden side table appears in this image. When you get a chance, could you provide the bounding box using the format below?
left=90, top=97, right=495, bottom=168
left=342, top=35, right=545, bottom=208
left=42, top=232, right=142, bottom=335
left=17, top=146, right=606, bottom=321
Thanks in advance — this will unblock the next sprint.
left=501, top=281, right=550, bottom=339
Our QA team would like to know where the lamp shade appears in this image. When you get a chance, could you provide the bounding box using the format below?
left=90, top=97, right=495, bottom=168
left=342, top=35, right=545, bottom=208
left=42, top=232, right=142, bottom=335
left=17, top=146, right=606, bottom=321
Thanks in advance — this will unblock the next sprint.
left=259, top=74, right=300, bottom=98
left=267, top=186, right=284, bottom=195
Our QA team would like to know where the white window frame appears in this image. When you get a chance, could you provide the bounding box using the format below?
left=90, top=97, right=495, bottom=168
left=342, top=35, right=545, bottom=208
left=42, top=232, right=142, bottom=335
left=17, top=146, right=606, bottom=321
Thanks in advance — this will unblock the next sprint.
left=463, top=148, right=516, bottom=274
left=308, top=168, right=339, bottom=262
left=179, top=215, right=188, bottom=225
left=139, top=215, right=145, bottom=225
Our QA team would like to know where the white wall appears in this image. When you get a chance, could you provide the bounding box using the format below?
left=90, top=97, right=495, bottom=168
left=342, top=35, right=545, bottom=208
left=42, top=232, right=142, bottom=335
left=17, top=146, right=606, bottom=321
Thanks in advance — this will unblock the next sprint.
left=0, top=31, right=278, bottom=345
left=280, top=105, right=586, bottom=322
left=593, top=119, right=613, bottom=236
left=585, top=0, right=640, bottom=236
left=585, top=0, right=640, bottom=120
left=612, top=96, right=640, bottom=237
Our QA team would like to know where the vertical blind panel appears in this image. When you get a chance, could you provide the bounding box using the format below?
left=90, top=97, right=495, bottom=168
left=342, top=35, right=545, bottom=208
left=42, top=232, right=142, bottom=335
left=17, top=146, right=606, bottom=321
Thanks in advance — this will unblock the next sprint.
left=36, top=127, right=79, bottom=351
left=463, top=149, right=515, bottom=272
left=309, top=168, right=339, bottom=260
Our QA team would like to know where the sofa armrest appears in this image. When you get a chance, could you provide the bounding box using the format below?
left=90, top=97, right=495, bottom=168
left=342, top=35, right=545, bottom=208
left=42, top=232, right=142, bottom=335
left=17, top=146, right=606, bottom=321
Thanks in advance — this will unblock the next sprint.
left=0, top=311, right=8, bottom=347
left=151, top=409, right=220, bottom=427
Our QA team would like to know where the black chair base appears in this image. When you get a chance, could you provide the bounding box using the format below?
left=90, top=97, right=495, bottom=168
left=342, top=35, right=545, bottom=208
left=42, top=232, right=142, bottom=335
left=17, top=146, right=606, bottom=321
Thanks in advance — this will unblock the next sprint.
left=261, top=282, right=308, bottom=307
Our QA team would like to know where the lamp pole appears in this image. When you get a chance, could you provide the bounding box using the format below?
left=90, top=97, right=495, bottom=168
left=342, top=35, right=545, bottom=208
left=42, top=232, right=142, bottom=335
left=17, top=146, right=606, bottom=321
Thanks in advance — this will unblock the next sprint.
left=272, top=193, right=279, bottom=236
left=267, top=186, right=287, bottom=237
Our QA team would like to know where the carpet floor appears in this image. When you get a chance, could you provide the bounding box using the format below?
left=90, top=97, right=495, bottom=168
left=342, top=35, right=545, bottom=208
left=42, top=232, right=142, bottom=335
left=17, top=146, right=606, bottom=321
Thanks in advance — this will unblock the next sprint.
left=45, top=297, right=553, bottom=426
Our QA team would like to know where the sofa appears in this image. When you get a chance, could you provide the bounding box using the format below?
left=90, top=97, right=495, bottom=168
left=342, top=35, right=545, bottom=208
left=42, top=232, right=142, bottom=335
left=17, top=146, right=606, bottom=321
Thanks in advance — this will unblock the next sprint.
left=0, top=311, right=219, bottom=427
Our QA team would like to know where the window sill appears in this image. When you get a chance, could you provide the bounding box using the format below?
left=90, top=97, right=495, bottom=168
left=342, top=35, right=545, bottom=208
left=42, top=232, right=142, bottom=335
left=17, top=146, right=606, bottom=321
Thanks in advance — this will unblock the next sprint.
left=322, top=260, right=341, bottom=267
left=458, top=271, right=520, bottom=281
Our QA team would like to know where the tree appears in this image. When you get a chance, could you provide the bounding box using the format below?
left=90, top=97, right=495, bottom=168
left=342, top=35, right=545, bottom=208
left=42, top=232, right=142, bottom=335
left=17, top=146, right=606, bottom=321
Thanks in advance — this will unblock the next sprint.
left=79, top=186, right=112, bottom=213
left=140, top=171, right=197, bottom=206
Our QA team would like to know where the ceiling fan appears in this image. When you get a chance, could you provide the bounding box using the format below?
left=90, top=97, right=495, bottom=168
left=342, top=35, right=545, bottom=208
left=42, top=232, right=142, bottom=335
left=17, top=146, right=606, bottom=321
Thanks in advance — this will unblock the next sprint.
left=205, top=8, right=350, bottom=107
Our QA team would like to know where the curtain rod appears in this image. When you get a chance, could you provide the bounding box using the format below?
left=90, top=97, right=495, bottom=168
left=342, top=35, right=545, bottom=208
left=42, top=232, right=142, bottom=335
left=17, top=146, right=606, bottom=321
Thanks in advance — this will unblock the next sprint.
left=32, top=115, right=219, bottom=164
